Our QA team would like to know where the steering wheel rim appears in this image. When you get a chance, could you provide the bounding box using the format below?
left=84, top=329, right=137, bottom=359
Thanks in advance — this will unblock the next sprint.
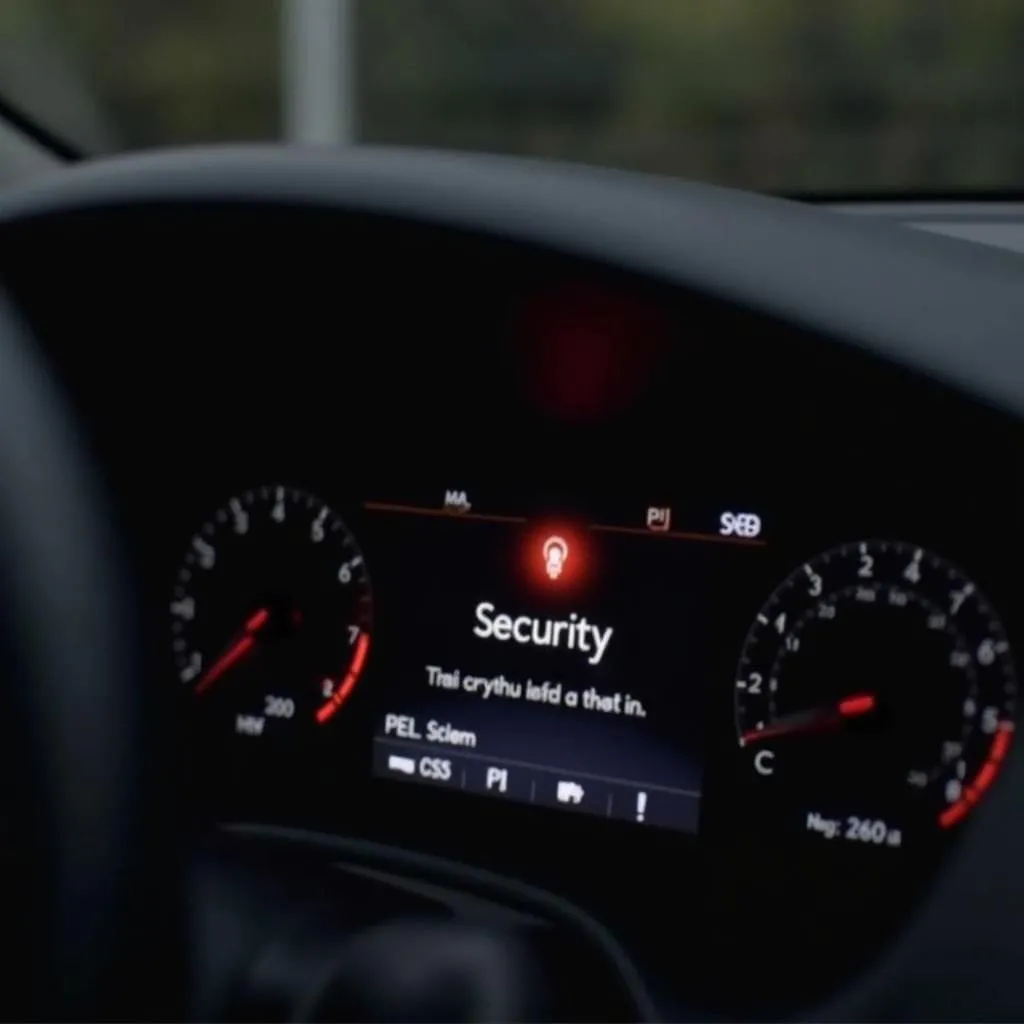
left=0, top=297, right=180, bottom=1019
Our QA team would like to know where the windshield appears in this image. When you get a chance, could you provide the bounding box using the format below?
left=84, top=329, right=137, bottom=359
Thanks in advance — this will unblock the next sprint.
left=0, top=0, right=1020, bottom=195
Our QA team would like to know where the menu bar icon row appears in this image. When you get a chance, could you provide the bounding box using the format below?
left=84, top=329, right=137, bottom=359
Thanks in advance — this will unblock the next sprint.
left=374, top=739, right=699, bottom=833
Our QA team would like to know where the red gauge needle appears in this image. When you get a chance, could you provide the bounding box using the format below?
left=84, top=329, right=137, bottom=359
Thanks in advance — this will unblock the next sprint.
left=741, top=692, right=876, bottom=745
left=194, top=607, right=270, bottom=695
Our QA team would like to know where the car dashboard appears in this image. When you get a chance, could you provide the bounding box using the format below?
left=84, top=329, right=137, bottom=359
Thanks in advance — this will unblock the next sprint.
left=2, top=148, right=1024, bottom=1020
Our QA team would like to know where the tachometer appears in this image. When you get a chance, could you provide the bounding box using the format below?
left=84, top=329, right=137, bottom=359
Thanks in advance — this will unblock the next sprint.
left=171, top=485, right=372, bottom=740
left=735, top=540, right=1016, bottom=846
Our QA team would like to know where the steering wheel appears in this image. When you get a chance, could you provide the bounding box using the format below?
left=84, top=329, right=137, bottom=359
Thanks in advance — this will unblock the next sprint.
left=0, top=299, right=180, bottom=1019
left=0, top=289, right=592, bottom=1023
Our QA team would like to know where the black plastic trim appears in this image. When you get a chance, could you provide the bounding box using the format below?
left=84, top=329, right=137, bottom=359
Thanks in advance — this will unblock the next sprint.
left=223, top=823, right=661, bottom=1022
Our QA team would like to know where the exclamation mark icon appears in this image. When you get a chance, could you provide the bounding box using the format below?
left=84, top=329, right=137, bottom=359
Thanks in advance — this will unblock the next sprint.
left=635, top=791, right=647, bottom=822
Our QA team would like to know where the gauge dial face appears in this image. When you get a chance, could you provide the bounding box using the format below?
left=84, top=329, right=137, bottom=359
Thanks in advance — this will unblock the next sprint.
left=171, top=485, right=372, bottom=739
left=735, top=540, right=1016, bottom=844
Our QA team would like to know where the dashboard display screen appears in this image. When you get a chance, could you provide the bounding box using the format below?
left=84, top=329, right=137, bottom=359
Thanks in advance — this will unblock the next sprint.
left=366, top=490, right=767, bottom=833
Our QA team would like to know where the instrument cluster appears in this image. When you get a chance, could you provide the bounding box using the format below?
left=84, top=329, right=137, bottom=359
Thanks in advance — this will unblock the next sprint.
left=173, top=488, right=1017, bottom=854
left=167, top=452, right=1022, bottom=1012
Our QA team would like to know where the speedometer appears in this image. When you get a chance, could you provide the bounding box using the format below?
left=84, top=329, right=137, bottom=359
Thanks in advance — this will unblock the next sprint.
left=735, top=540, right=1016, bottom=846
left=171, top=485, right=372, bottom=742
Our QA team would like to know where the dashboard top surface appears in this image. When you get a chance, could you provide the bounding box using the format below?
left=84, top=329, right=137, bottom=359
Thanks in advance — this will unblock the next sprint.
left=2, top=144, right=1024, bottom=421
left=0, top=147, right=1022, bottom=1021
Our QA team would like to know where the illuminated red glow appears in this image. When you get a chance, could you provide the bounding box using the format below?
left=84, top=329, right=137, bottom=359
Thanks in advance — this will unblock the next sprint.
left=838, top=693, right=875, bottom=717
left=316, top=631, right=371, bottom=724
left=939, top=720, right=1014, bottom=828
left=521, top=520, right=591, bottom=592
left=195, top=606, right=271, bottom=695
left=542, top=535, right=569, bottom=580
left=517, top=285, right=669, bottom=421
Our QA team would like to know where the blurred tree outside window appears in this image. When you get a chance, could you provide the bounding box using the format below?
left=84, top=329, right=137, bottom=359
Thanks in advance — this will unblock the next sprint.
left=0, top=0, right=1022, bottom=194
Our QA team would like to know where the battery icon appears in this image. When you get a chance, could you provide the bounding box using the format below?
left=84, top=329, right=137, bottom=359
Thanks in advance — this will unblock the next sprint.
left=388, top=754, right=416, bottom=775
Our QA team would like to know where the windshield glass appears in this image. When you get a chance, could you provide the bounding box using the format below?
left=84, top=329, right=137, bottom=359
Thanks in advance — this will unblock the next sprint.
left=0, top=0, right=1020, bottom=195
